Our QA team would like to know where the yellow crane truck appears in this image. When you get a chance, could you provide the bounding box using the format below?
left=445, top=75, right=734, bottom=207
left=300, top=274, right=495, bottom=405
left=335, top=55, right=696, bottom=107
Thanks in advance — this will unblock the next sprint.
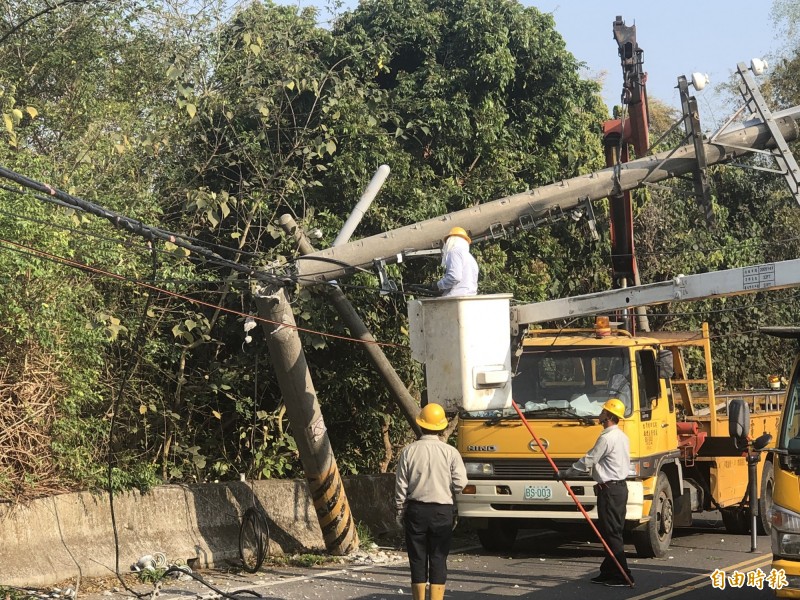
left=408, top=264, right=800, bottom=557
left=455, top=317, right=782, bottom=557
left=403, top=53, right=799, bottom=558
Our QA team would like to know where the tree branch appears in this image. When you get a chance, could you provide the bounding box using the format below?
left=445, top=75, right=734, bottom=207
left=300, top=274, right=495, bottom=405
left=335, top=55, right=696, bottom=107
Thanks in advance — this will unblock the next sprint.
left=0, top=0, right=96, bottom=46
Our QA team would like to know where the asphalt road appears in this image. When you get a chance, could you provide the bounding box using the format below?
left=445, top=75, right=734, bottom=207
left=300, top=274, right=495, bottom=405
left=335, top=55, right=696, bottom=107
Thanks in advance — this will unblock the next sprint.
left=78, top=515, right=778, bottom=600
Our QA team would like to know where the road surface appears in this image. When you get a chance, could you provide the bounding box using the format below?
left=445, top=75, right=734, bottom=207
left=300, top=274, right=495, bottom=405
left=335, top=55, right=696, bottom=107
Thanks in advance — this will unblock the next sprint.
left=73, top=515, right=778, bottom=600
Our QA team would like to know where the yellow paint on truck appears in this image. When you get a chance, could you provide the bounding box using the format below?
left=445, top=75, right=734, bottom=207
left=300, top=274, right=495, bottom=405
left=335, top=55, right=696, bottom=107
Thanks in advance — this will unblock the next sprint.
left=457, top=322, right=783, bottom=558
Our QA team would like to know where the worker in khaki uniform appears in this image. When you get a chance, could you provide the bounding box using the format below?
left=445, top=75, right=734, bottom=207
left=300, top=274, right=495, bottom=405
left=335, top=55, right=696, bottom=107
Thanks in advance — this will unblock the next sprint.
left=395, top=403, right=467, bottom=600
left=558, top=398, right=634, bottom=587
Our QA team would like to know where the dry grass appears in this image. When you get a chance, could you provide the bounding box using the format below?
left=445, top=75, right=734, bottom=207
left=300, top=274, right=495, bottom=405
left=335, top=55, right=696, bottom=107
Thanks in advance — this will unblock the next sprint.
left=0, top=348, right=71, bottom=502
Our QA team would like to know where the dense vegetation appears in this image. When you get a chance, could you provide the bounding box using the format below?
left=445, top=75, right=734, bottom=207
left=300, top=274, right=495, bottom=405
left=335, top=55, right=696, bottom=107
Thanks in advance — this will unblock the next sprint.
left=0, top=0, right=799, bottom=500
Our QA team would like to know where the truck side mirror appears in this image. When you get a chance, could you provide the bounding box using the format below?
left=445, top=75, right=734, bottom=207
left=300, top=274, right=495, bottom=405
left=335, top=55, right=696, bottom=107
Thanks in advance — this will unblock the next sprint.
left=728, top=398, right=750, bottom=448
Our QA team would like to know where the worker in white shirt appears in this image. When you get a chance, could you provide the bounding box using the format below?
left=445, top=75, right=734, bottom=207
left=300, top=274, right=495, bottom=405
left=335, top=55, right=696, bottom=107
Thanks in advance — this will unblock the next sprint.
left=395, top=403, right=467, bottom=600
left=427, top=226, right=478, bottom=297
left=558, top=398, right=634, bottom=587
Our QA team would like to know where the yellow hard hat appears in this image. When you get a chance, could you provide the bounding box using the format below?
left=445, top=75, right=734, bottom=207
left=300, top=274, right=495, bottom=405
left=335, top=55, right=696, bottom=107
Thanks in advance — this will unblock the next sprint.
left=445, top=226, right=471, bottom=244
left=602, top=398, right=626, bottom=420
left=416, top=403, right=448, bottom=431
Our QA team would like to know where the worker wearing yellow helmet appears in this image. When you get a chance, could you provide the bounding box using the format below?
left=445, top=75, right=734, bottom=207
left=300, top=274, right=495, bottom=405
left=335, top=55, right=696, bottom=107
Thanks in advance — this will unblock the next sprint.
left=394, top=403, right=467, bottom=600
left=426, top=226, right=479, bottom=297
left=556, top=398, right=633, bottom=587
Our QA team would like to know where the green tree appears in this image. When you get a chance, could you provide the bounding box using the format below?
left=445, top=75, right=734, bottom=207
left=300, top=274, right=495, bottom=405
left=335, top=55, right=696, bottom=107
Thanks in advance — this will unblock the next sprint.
left=150, top=0, right=609, bottom=476
left=0, top=0, right=197, bottom=496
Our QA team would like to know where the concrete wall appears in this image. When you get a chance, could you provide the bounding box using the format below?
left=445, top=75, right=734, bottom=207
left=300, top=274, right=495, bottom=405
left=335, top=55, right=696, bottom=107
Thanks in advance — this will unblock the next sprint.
left=0, top=475, right=397, bottom=588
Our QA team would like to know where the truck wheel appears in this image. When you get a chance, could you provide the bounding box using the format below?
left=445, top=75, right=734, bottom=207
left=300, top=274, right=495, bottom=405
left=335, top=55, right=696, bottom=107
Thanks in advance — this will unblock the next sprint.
left=758, top=460, right=774, bottom=536
left=477, top=520, right=518, bottom=552
left=632, top=472, right=674, bottom=558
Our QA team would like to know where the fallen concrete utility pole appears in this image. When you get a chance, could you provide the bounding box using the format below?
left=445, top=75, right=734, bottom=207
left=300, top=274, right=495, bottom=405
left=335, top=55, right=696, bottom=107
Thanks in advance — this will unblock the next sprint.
left=254, top=286, right=359, bottom=555
left=296, top=107, right=800, bottom=283
left=280, top=214, right=422, bottom=437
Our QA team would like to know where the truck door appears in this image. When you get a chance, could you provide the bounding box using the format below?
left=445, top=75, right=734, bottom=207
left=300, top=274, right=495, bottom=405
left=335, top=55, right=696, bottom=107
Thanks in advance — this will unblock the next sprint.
left=779, top=366, right=800, bottom=451
left=634, top=349, right=670, bottom=456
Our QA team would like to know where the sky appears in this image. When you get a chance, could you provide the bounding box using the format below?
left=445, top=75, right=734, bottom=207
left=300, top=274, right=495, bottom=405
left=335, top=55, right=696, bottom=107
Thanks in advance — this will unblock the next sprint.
left=530, top=1, right=781, bottom=127
left=283, top=0, right=785, bottom=129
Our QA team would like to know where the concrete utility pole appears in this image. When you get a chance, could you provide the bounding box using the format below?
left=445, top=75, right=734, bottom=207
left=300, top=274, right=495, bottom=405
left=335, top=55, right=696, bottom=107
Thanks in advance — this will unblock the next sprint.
left=296, top=108, right=800, bottom=283
left=280, top=214, right=422, bottom=437
left=333, top=164, right=391, bottom=247
left=254, top=286, right=359, bottom=555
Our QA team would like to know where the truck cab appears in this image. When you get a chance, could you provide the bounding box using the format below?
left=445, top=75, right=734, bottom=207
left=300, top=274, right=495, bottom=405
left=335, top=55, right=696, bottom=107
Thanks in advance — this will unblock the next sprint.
left=455, top=324, right=678, bottom=557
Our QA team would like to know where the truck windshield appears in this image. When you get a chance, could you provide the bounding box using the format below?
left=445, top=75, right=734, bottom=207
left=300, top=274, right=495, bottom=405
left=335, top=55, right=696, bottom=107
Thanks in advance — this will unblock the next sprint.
left=461, top=347, right=630, bottom=420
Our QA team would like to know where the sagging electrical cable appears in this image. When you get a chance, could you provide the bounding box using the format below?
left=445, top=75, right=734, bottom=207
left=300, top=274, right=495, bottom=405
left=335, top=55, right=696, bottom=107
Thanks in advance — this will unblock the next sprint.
left=3, top=231, right=792, bottom=354
left=0, top=165, right=281, bottom=284
left=0, top=187, right=261, bottom=268
left=158, top=566, right=277, bottom=599
left=238, top=350, right=271, bottom=574
left=1, top=231, right=792, bottom=353
left=7, top=158, right=798, bottom=297
left=0, top=235, right=413, bottom=356
left=510, top=400, right=635, bottom=588
left=238, top=506, right=270, bottom=574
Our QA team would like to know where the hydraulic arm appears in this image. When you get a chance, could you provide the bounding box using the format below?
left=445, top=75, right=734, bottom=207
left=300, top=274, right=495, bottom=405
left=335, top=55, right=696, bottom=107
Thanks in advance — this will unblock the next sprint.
left=603, top=16, right=649, bottom=289
left=509, top=259, right=800, bottom=333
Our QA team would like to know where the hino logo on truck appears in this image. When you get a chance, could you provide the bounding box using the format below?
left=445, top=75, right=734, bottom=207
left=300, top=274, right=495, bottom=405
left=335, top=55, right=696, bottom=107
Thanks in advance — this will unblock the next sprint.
left=468, top=445, right=497, bottom=452
left=529, top=439, right=549, bottom=452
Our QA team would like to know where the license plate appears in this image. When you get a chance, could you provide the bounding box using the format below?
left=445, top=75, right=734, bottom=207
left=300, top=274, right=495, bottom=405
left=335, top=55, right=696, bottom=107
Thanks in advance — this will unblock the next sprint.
left=524, top=485, right=552, bottom=500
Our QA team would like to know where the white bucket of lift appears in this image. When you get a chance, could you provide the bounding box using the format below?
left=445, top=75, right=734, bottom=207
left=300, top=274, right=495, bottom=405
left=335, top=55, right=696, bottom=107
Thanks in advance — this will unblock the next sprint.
left=407, top=294, right=513, bottom=413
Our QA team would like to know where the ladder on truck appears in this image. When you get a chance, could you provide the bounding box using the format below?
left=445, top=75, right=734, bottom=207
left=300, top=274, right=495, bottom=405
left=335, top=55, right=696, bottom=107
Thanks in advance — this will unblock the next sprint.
left=648, top=324, right=716, bottom=421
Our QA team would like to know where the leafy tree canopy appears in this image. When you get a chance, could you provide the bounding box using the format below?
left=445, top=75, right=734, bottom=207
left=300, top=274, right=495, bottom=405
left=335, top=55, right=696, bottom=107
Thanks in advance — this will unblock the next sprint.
left=1, top=0, right=799, bottom=501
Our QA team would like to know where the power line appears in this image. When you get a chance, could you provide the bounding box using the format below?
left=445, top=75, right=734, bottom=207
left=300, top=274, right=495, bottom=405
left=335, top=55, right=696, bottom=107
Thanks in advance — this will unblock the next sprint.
left=0, top=236, right=405, bottom=349
left=0, top=181, right=265, bottom=260
left=6, top=159, right=798, bottom=300
left=5, top=159, right=798, bottom=339
left=0, top=187, right=440, bottom=297
left=0, top=165, right=283, bottom=284
left=1, top=224, right=793, bottom=362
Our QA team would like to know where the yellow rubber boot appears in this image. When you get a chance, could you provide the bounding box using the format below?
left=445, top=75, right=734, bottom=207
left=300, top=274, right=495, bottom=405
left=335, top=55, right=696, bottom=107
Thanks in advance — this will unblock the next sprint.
left=430, top=584, right=445, bottom=600
left=412, top=583, right=427, bottom=600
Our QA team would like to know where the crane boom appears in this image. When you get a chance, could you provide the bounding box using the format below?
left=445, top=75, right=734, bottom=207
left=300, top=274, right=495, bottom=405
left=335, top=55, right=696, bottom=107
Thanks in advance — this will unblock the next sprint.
left=297, top=106, right=800, bottom=283
left=603, top=15, right=651, bottom=332
left=603, top=16, right=649, bottom=288
left=510, top=258, right=800, bottom=333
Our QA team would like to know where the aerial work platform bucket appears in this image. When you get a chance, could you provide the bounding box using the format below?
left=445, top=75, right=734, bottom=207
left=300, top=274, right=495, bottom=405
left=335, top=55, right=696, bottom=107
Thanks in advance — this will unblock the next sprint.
left=407, top=294, right=513, bottom=413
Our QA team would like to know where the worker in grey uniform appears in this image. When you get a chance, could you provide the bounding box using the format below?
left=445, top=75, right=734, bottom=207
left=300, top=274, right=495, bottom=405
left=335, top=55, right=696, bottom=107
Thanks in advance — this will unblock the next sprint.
left=395, top=403, right=467, bottom=600
left=558, top=398, right=634, bottom=587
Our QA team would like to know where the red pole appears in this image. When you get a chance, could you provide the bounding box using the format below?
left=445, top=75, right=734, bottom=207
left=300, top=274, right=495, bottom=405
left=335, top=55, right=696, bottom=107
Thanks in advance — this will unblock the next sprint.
left=511, top=400, right=634, bottom=587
